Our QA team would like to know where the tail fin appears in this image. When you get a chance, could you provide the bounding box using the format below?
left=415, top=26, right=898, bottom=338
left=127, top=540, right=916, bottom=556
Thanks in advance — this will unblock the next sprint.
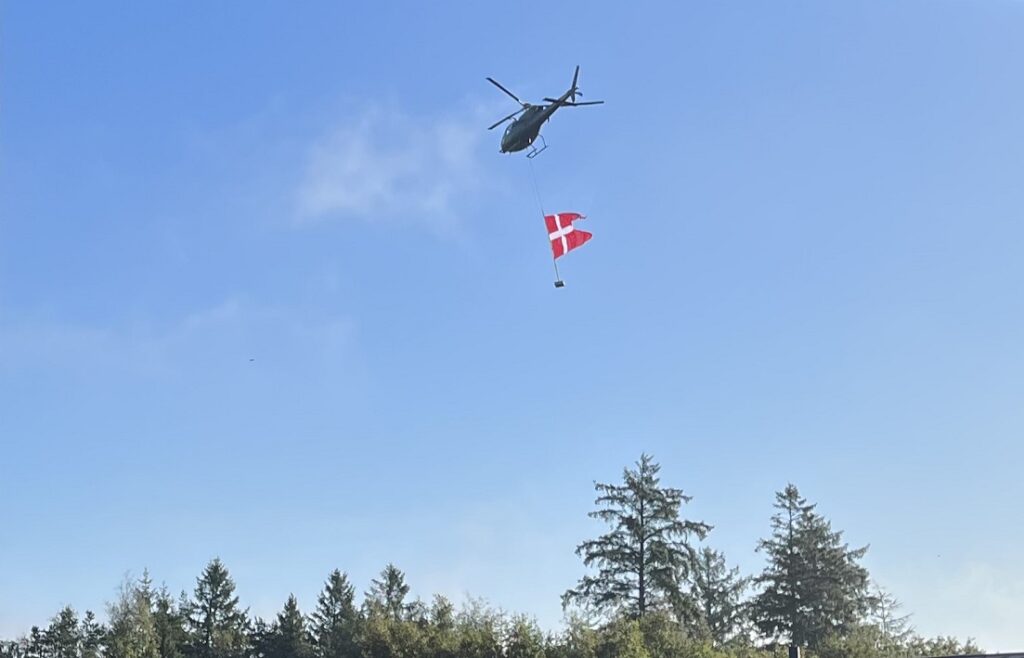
left=571, top=65, right=580, bottom=102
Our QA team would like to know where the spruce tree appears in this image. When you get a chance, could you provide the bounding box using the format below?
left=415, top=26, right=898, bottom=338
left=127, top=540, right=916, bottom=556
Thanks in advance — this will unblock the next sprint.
left=309, top=571, right=359, bottom=658
left=80, top=611, right=105, bottom=658
left=563, top=454, right=711, bottom=621
left=153, top=587, right=188, bottom=658
left=263, top=596, right=313, bottom=658
left=184, top=559, right=250, bottom=658
left=44, top=607, right=81, bottom=658
left=866, top=585, right=913, bottom=653
left=504, top=615, right=546, bottom=658
left=752, top=484, right=871, bottom=648
left=425, top=596, right=458, bottom=658
left=691, top=547, right=750, bottom=646
left=106, top=574, right=159, bottom=658
left=364, top=564, right=411, bottom=622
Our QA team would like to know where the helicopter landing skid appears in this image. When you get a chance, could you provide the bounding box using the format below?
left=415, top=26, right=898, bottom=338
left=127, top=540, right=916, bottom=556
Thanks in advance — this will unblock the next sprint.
left=526, top=135, right=548, bottom=159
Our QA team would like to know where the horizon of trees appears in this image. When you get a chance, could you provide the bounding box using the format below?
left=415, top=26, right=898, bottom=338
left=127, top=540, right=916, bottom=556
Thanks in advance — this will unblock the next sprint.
left=1, top=455, right=984, bottom=658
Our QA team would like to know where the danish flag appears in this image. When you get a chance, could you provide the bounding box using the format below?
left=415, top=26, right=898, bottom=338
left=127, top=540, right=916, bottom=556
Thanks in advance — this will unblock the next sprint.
left=545, top=212, right=591, bottom=259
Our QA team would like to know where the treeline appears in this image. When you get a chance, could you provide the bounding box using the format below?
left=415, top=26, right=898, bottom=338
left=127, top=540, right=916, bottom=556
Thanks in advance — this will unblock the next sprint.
left=2, top=455, right=981, bottom=658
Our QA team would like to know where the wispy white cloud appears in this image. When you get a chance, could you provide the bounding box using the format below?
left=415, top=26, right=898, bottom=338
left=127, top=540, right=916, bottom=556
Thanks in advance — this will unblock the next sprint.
left=294, top=105, right=489, bottom=233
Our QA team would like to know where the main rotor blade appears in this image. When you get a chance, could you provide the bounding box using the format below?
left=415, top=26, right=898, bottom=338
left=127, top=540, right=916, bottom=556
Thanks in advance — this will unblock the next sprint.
left=486, top=77, right=523, bottom=104
left=487, top=107, right=526, bottom=130
left=543, top=99, right=605, bottom=106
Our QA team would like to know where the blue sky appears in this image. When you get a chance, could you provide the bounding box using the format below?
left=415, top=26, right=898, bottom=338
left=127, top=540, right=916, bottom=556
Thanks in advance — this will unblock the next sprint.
left=2, top=0, right=1024, bottom=648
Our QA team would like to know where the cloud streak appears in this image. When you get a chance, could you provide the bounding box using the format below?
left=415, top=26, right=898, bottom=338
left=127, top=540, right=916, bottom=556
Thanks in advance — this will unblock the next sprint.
left=295, top=105, right=488, bottom=233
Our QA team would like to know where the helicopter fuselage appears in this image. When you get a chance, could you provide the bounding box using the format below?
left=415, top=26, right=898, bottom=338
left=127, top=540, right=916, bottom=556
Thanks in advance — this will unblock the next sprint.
left=488, top=66, right=602, bottom=155
left=500, top=104, right=559, bottom=153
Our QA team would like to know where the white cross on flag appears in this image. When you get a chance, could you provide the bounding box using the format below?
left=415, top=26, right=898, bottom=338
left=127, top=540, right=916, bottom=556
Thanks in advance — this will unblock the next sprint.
left=545, top=212, right=591, bottom=259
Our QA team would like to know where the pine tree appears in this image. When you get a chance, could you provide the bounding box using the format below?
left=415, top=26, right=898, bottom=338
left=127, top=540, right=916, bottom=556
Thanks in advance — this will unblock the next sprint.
left=364, top=564, right=411, bottom=622
left=563, top=454, right=711, bottom=622
left=309, top=571, right=360, bottom=658
left=262, top=596, right=313, bottom=658
left=45, top=607, right=81, bottom=658
left=752, top=484, right=871, bottom=648
left=424, top=596, right=458, bottom=658
left=106, top=573, right=159, bottom=658
left=504, top=615, right=546, bottom=658
left=26, top=626, right=47, bottom=658
left=80, top=611, right=105, bottom=658
left=453, top=599, right=502, bottom=658
left=691, top=547, right=750, bottom=646
left=867, top=585, right=913, bottom=651
left=184, top=559, right=250, bottom=658
left=153, top=587, right=188, bottom=658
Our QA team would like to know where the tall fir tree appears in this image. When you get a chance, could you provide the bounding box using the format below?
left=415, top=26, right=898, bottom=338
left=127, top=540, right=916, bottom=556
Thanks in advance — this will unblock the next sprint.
left=364, top=564, right=411, bottom=622
left=690, top=547, right=751, bottom=646
left=866, top=585, right=913, bottom=652
left=152, top=587, right=188, bottom=658
left=42, top=607, right=82, bottom=658
left=106, top=573, right=159, bottom=658
left=184, top=559, right=250, bottom=658
left=79, top=611, right=105, bottom=658
left=563, top=454, right=711, bottom=622
left=752, top=484, right=871, bottom=648
left=309, top=571, right=360, bottom=658
left=262, top=596, right=313, bottom=658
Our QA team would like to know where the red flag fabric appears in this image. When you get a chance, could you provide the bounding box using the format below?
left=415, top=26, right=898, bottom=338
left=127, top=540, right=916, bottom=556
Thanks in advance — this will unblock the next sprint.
left=545, top=212, right=591, bottom=259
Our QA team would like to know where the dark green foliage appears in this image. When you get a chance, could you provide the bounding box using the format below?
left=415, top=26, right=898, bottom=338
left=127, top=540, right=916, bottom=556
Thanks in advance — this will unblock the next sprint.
left=564, top=454, right=711, bottom=623
left=691, top=548, right=750, bottom=646
left=106, top=574, right=158, bottom=658
left=152, top=588, right=187, bottom=658
left=752, top=485, right=870, bottom=648
left=903, top=635, right=982, bottom=657
left=184, top=559, right=250, bottom=658
left=0, top=474, right=986, bottom=658
left=503, top=615, right=545, bottom=658
left=866, top=586, right=913, bottom=651
left=422, top=596, right=458, bottom=658
left=258, top=595, right=314, bottom=658
left=79, top=612, right=105, bottom=658
left=364, top=565, right=411, bottom=622
left=310, top=571, right=360, bottom=658
left=46, top=607, right=82, bottom=658
left=595, top=618, right=648, bottom=658
left=452, top=599, right=502, bottom=658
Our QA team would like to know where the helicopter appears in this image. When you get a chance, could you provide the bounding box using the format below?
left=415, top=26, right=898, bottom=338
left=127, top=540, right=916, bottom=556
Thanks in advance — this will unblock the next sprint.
left=487, top=66, right=604, bottom=158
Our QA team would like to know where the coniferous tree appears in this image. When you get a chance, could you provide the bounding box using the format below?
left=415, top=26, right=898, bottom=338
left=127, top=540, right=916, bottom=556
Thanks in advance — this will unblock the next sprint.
left=453, top=600, right=502, bottom=658
left=79, top=611, right=105, bottom=658
left=364, top=565, right=411, bottom=622
left=184, top=559, right=250, bottom=658
left=424, top=596, right=457, bottom=658
left=152, top=588, right=187, bottom=658
left=504, top=615, right=546, bottom=658
left=26, top=627, right=47, bottom=658
left=596, top=618, right=649, bottom=658
left=44, top=607, right=81, bottom=658
left=691, top=547, right=750, bottom=646
left=867, top=585, right=912, bottom=649
left=563, top=454, right=711, bottom=622
left=310, top=571, right=360, bottom=658
left=752, top=484, right=871, bottom=648
left=107, top=574, right=159, bottom=658
left=262, top=596, right=313, bottom=658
